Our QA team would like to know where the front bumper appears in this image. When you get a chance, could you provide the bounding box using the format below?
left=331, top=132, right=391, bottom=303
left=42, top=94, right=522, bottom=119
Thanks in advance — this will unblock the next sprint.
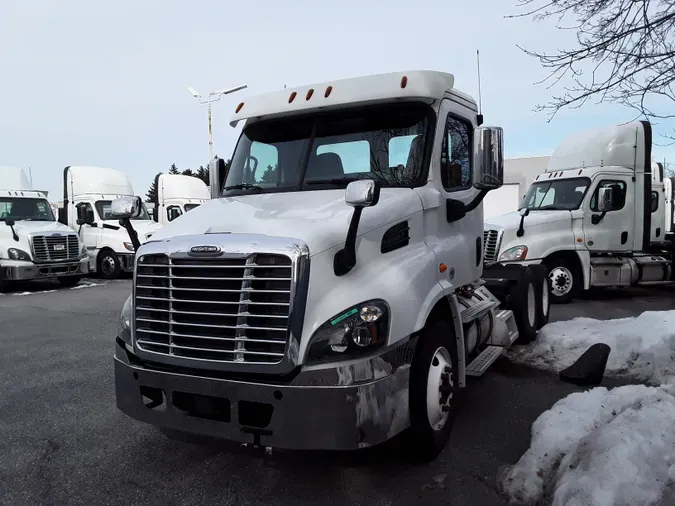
left=114, top=337, right=416, bottom=450
left=0, top=257, right=88, bottom=281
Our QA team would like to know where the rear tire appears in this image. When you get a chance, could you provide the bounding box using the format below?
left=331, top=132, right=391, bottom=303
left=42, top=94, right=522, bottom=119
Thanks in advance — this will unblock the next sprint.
left=57, top=276, right=81, bottom=288
left=509, top=267, right=538, bottom=344
left=98, top=250, right=121, bottom=279
left=405, top=319, right=459, bottom=462
left=529, top=264, right=551, bottom=329
left=544, top=255, right=582, bottom=304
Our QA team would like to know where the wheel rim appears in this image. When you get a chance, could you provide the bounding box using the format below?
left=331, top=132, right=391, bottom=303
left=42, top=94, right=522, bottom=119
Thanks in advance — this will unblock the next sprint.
left=426, top=347, right=454, bottom=431
left=541, top=279, right=549, bottom=317
left=527, top=283, right=536, bottom=327
left=101, top=255, right=116, bottom=276
left=549, top=266, right=573, bottom=297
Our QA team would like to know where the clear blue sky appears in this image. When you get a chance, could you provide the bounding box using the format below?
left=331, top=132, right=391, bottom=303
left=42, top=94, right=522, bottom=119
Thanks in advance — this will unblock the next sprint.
left=1, top=0, right=673, bottom=199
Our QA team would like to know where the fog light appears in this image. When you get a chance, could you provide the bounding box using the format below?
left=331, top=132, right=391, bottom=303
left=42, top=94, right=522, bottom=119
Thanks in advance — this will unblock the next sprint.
left=352, top=326, right=372, bottom=347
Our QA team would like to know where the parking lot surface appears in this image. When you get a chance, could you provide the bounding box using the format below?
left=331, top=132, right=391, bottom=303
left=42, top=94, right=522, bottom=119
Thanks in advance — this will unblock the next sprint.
left=1, top=279, right=674, bottom=505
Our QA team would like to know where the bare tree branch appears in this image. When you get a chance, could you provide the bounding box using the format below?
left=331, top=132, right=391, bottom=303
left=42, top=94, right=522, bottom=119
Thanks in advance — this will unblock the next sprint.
left=510, top=0, right=675, bottom=144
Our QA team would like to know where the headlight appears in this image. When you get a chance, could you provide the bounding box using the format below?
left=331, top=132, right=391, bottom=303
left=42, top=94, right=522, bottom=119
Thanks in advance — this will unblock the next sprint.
left=8, top=248, right=31, bottom=261
left=306, top=300, right=389, bottom=364
left=499, top=245, right=528, bottom=262
left=123, top=242, right=135, bottom=252
left=118, top=294, right=132, bottom=345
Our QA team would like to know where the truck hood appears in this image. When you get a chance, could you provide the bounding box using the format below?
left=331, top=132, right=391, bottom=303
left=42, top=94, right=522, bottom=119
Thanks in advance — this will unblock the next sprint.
left=0, top=220, right=77, bottom=257
left=146, top=188, right=423, bottom=256
left=484, top=210, right=571, bottom=232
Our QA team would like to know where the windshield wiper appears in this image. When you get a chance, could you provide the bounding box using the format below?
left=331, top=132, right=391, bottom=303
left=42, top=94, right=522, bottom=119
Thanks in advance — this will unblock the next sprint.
left=305, top=177, right=362, bottom=185
left=223, top=183, right=264, bottom=192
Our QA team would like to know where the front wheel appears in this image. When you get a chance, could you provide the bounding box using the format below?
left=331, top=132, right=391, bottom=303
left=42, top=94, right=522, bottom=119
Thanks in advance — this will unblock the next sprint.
left=544, top=256, right=582, bottom=304
left=405, top=319, right=459, bottom=462
left=98, top=250, right=121, bottom=279
left=57, top=276, right=81, bottom=288
left=528, top=264, right=551, bottom=329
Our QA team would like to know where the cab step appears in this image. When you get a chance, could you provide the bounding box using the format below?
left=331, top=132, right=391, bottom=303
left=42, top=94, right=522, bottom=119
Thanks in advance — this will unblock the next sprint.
left=460, top=299, right=500, bottom=323
left=466, top=345, right=504, bottom=377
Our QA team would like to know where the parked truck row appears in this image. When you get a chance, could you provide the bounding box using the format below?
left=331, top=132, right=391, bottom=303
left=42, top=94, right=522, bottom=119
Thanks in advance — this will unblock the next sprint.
left=483, top=121, right=675, bottom=303
left=111, top=69, right=551, bottom=461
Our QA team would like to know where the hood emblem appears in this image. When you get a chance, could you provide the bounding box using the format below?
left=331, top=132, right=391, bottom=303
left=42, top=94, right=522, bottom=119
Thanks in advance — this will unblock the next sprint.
left=189, top=245, right=222, bottom=255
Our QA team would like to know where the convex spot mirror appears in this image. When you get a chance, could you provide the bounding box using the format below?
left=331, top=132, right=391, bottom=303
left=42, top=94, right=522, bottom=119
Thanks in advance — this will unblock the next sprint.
left=472, top=126, right=504, bottom=191
left=110, top=196, right=142, bottom=219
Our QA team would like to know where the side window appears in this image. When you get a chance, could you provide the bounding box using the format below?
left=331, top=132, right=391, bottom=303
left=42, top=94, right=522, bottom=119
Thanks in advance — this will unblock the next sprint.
left=590, top=180, right=627, bottom=211
left=167, top=206, right=183, bottom=222
left=651, top=191, right=659, bottom=213
left=247, top=141, right=279, bottom=185
left=0, top=201, right=10, bottom=219
left=440, top=115, right=471, bottom=191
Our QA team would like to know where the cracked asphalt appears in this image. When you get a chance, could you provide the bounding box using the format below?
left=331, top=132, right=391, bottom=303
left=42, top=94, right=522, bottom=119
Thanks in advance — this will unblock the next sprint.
left=2, top=279, right=675, bottom=505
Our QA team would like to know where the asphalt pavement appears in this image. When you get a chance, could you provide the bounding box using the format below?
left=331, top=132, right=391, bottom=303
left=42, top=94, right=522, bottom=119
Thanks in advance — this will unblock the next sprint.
left=1, top=279, right=674, bottom=506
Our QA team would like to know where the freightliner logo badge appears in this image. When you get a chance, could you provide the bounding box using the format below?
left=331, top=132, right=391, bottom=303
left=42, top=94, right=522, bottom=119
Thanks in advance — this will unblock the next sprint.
left=189, top=245, right=221, bottom=255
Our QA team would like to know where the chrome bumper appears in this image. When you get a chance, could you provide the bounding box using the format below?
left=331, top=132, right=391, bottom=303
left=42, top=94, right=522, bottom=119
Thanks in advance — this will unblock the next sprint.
left=0, top=258, right=89, bottom=281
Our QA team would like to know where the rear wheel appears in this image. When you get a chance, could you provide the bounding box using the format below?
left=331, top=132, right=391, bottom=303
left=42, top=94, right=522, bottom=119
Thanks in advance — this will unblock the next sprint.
left=509, top=267, right=538, bottom=344
left=57, top=276, right=81, bottom=288
left=544, top=255, right=582, bottom=304
left=405, top=319, right=459, bottom=462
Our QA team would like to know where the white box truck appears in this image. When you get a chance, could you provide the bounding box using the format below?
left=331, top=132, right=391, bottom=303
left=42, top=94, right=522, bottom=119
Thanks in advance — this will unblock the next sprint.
left=484, top=121, right=675, bottom=303
left=151, top=173, right=210, bottom=225
left=0, top=166, right=88, bottom=291
left=58, top=166, right=162, bottom=279
left=111, top=70, right=549, bottom=461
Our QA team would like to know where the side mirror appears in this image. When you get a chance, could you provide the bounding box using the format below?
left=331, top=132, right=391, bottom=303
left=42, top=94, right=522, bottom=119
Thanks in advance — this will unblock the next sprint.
left=209, top=158, right=228, bottom=199
left=472, top=126, right=504, bottom=190
left=345, top=179, right=380, bottom=208
left=110, top=196, right=142, bottom=219
left=597, top=187, right=614, bottom=212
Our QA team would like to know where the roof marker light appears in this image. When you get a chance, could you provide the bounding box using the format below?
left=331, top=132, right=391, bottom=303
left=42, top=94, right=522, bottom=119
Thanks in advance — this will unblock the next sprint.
left=324, top=86, right=333, bottom=98
left=306, top=88, right=314, bottom=101
left=288, top=91, right=297, bottom=103
left=235, top=102, right=244, bottom=113
left=400, top=76, right=408, bottom=88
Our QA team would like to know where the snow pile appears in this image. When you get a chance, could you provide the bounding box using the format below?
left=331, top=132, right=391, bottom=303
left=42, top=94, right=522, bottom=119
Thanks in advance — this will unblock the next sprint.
left=70, top=282, right=104, bottom=290
left=507, top=311, right=675, bottom=385
left=499, top=384, right=675, bottom=506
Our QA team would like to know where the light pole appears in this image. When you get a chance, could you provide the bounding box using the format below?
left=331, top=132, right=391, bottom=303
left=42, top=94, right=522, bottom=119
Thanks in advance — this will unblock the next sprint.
left=186, top=84, right=247, bottom=160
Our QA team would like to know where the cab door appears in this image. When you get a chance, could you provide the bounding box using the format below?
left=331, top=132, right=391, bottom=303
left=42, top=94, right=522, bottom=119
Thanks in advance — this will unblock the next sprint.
left=74, top=200, right=100, bottom=268
left=582, top=174, right=634, bottom=252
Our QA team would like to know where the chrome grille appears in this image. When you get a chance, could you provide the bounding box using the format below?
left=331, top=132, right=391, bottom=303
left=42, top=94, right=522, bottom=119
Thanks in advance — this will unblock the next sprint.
left=31, top=234, right=80, bottom=262
left=133, top=253, right=293, bottom=364
left=483, top=230, right=501, bottom=263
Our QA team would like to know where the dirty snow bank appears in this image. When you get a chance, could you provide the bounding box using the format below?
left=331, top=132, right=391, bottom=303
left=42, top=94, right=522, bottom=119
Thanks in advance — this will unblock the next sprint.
left=499, top=384, right=675, bottom=506
left=507, top=310, right=675, bottom=385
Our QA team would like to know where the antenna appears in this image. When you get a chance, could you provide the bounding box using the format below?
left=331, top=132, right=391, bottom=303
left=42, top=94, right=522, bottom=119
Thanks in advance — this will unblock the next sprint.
left=476, top=50, right=484, bottom=126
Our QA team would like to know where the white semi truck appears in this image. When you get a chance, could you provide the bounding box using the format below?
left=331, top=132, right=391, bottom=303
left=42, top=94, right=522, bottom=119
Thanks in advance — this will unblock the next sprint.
left=111, top=70, right=549, bottom=460
left=58, top=166, right=162, bottom=279
left=484, top=121, right=675, bottom=303
left=151, top=173, right=210, bottom=225
left=0, top=166, right=88, bottom=291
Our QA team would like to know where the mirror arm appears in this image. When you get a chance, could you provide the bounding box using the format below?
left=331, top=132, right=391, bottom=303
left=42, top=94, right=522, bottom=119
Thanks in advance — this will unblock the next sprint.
left=516, top=209, right=529, bottom=237
left=5, top=221, right=19, bottom=242
left=119, top=218, right=141, bottom=250
left=464, top=189, right=489, bottom=213
left=334, top=206, right=364, bottom=277
left=591, top=211, right=607, bottom=225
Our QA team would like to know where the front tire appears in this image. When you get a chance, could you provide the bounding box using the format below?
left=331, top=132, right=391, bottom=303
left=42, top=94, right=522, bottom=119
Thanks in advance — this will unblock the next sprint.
left=57, top=276, right=81, bottom=288
left=529, top=264, right=551, bottom=329
left=509, top=267, right=538, bottom=344
left=406, top=319, right=459, bottom=462
left=544, top=256, right=582, bottom=304
left=98, top=250, right=121, bottom=279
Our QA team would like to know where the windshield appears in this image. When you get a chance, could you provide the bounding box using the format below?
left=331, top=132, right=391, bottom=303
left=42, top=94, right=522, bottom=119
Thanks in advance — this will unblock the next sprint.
left=95, top=200, right=151, bottom=221
left=0, top=197, right=55, bottom=222
left=223, top=102, right=433, bottom=194
left=520, top=177, right=590, bottom=211
left=184, top=203, right=201, bottom=212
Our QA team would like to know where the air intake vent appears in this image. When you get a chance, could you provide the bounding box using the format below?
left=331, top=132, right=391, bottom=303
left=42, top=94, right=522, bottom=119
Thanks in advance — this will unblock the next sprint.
left=381, top=221, right=410, bottom=254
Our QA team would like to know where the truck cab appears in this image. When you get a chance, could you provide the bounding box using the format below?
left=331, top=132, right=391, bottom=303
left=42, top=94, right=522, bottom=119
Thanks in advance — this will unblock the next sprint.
left=58, top=166, right=163, bottom=279
left=152, top=173, right=209, bottom=225
left=111, top=70, right=547, bottom=460
left=0, top=166, right=88, bottom=291
left=484, top=121, right=674, bottom=303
